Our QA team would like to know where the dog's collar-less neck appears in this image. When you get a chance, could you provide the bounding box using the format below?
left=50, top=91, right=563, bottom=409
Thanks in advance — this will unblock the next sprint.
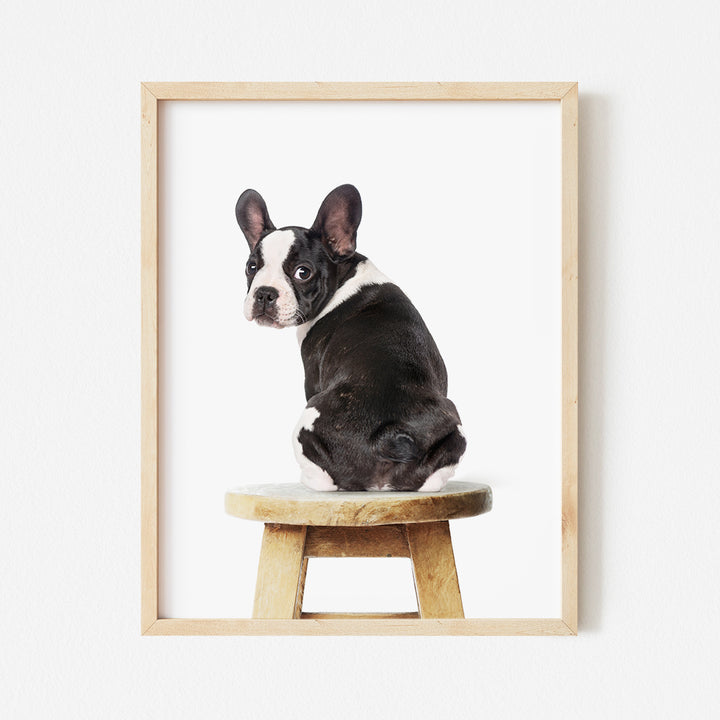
left=296, top=259, right=391, bottom=345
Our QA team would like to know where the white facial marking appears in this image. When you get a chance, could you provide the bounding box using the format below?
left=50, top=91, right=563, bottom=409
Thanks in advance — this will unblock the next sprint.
left=418, top=465, right=456, bottom=492
left=244, top=230, right=299, bottom=326
left=292, top=406, right=337, bottom=491
left=296, top=259, right=391, bottom=344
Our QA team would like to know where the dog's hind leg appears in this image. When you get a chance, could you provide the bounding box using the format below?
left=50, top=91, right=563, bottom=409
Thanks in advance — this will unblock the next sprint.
left=292, top=406, right=337, bottom=491
left=416, top=425, right=467, bottom=492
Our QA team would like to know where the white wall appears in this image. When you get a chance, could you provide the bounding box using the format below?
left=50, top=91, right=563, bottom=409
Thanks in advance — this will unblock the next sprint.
left=1, top=1, right=718, bottom=717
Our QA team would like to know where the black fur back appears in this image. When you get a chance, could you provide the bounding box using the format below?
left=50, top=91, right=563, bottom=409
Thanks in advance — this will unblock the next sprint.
left=299, top=278, right=465, bottom=491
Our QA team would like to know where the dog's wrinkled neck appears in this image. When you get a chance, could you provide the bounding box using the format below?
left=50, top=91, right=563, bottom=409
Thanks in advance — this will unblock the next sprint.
left=296, top=256, right=391, bottom=346
left=335, top=253, right=366, bottom=287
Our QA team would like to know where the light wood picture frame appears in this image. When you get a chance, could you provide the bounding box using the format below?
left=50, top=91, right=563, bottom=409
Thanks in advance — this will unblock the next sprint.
left=141, top=82, right=578, bottom=636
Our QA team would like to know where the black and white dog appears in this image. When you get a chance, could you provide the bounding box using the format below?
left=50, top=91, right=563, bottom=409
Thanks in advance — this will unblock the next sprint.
left=235, top=184, right=466, bottom=491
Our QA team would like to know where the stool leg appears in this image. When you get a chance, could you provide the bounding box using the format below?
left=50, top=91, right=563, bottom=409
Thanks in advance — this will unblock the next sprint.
left=293, top=557, right=309, bottom=619
left=252, top=523, right=307, bottom=619
left=406, top=521, right=464, bottom=619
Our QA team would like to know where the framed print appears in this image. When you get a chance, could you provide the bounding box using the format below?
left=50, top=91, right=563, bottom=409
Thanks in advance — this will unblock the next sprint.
left=141, top=82, right=578, bottom=636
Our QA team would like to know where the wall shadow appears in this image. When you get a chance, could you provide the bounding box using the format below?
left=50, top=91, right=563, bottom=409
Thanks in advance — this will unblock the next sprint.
left=577, top=93, right=611, bottom=632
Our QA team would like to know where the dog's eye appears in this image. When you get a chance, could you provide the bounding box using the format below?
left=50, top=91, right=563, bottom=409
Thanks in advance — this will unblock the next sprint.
left=246, top=261, right=257, bottom=276
left=294, top=265, right=313, bottom=281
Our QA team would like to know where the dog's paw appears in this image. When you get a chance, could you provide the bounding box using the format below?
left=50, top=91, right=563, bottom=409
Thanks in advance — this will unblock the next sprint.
left=299, top=467, right=337, bottom=491
left=417, top=465, right=456, bottom=492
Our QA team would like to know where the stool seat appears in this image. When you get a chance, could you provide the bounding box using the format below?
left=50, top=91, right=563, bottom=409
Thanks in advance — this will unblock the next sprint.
left=224, top=480, right=492, bottom=527
left=225, top=480, right=492, bottom=620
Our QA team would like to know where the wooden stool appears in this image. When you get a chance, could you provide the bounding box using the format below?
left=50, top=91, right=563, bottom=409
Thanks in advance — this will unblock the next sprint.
left=224, top=481, right=492, bottom=620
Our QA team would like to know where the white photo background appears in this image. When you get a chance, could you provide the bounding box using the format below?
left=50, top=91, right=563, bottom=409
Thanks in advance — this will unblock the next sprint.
left=159, top=100, right=561, bottom=619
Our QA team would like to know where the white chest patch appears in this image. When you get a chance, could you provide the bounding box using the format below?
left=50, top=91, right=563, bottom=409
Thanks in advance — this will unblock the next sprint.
left=296, top=259, right=391, bottom=344
left=244, top=229, right=298, bottom=325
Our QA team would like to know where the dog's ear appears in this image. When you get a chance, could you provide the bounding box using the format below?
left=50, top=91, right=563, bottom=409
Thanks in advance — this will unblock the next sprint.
left=310, top=184, right=362, bottom=261
left=235, top=189, right=276, bottom=250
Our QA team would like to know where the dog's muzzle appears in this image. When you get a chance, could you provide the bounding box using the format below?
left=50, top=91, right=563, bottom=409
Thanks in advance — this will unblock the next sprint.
left=251, top=285, right=280, bottom=326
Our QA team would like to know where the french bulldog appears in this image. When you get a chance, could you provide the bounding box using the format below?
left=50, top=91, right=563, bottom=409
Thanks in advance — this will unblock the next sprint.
left=236, top=184, right=466, bottom=491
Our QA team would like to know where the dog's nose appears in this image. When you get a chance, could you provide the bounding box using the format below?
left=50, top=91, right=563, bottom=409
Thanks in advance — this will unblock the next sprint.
left=255, top=286, right=279, bottom=306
